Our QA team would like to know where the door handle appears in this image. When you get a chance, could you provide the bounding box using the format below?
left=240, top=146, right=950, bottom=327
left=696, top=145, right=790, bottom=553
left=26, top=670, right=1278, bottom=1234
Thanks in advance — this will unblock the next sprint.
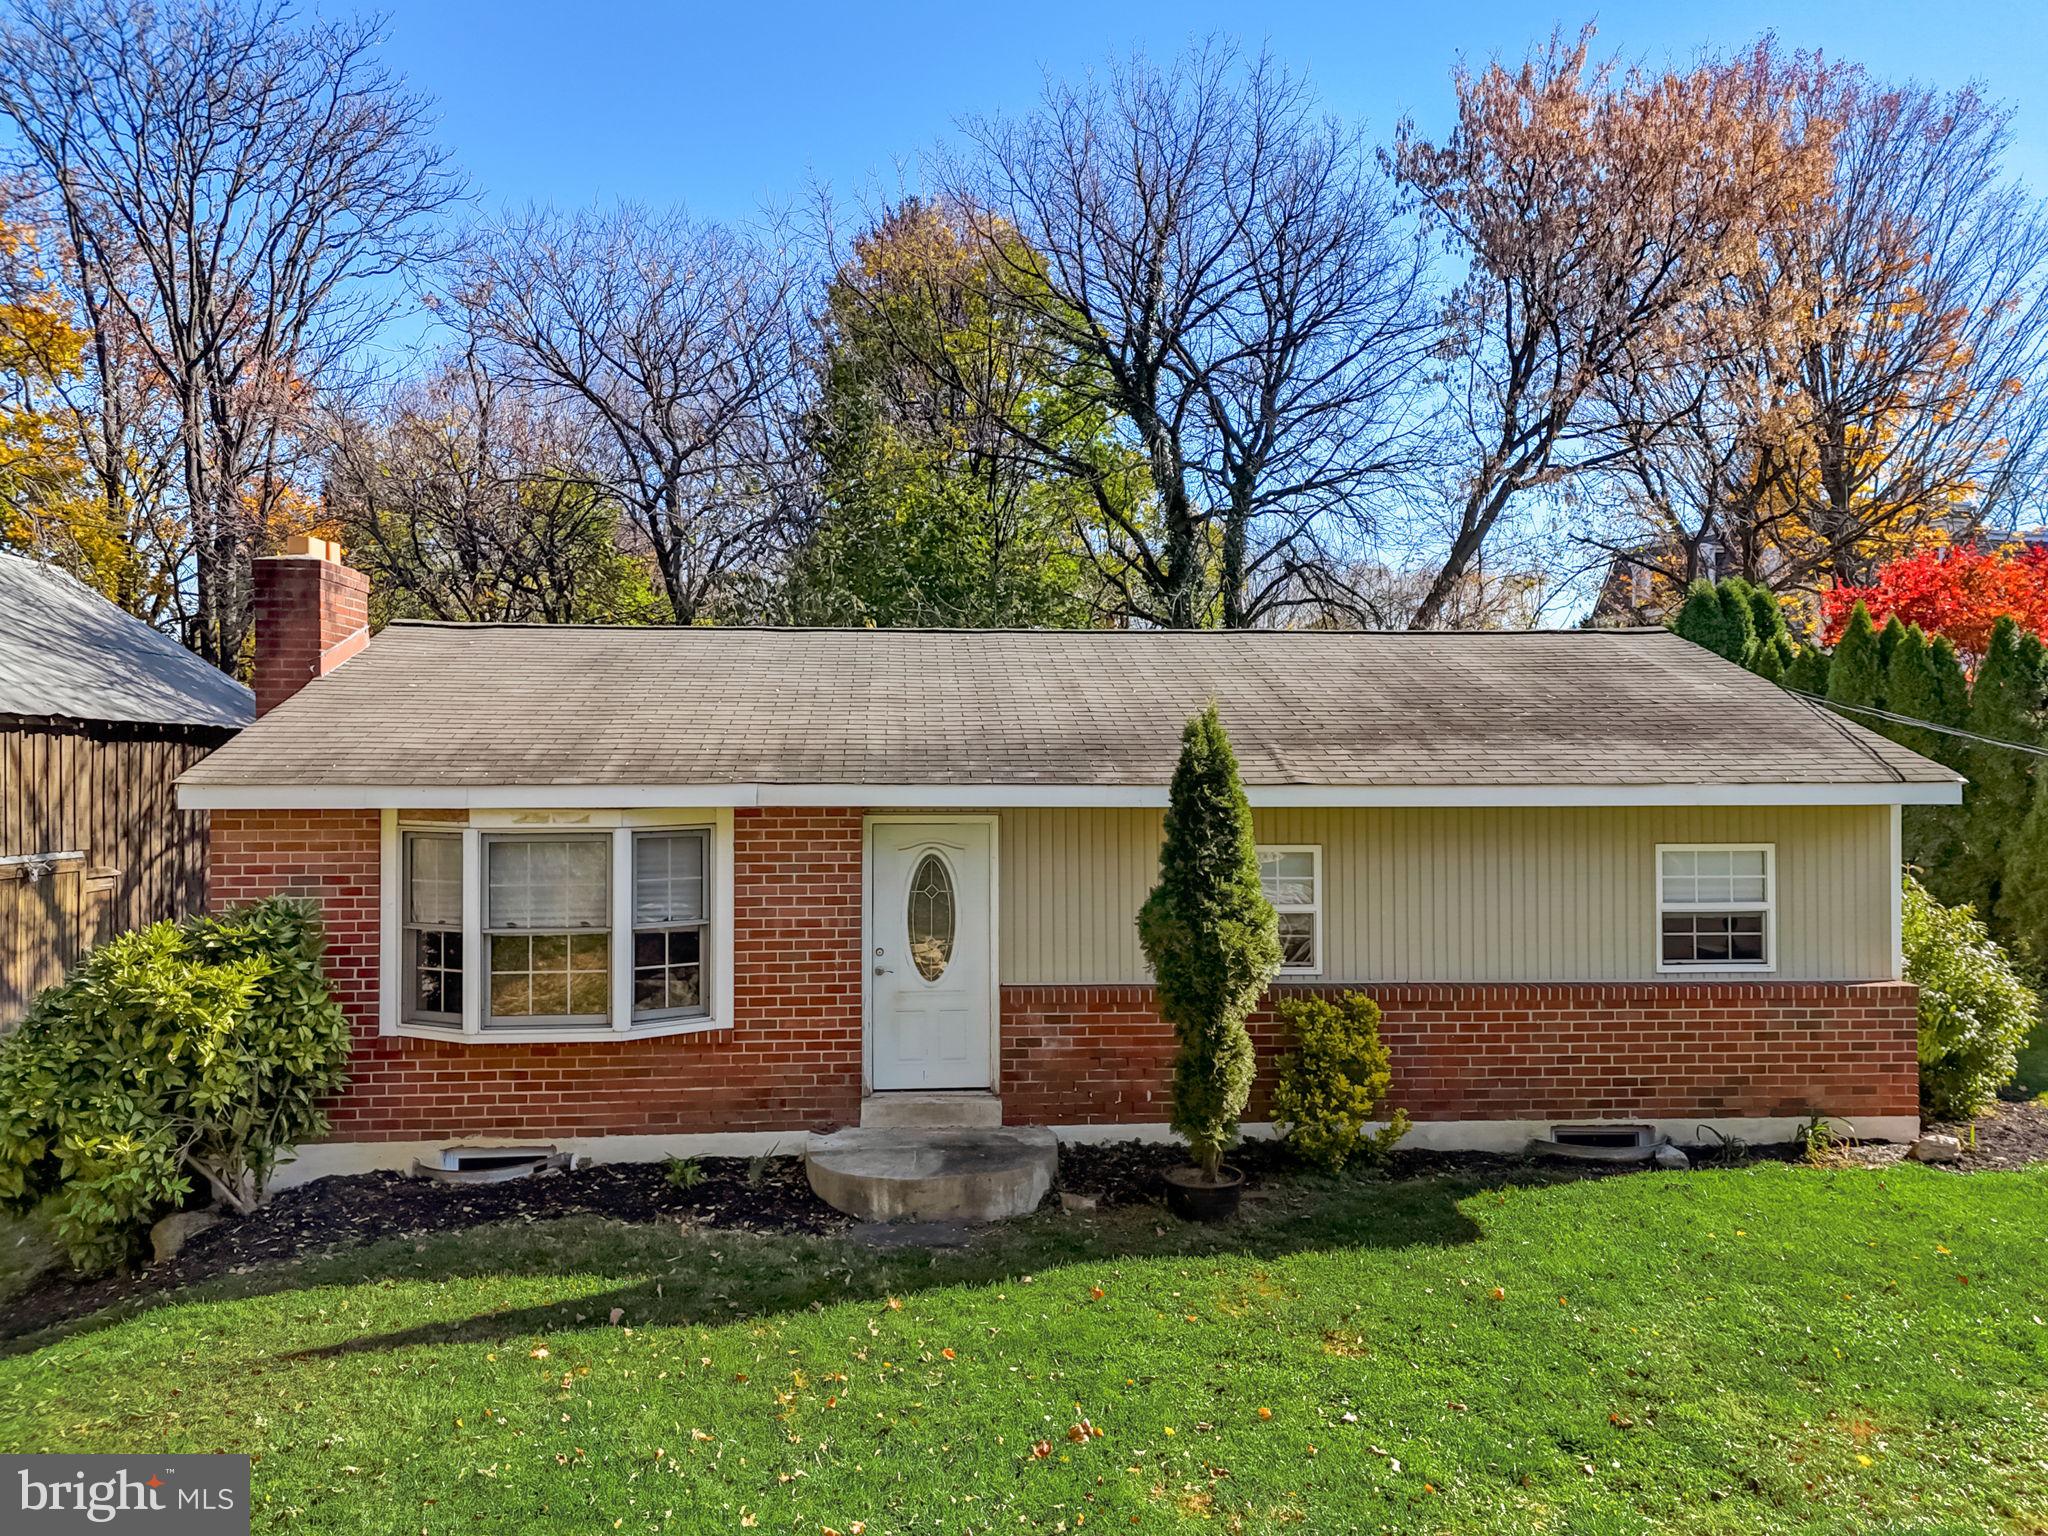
left=874, top=965, right=893, bottom=976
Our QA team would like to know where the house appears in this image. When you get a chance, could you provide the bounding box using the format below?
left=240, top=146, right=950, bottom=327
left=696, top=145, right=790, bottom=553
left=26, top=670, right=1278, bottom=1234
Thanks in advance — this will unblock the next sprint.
left=174, top=541, right=1961, bottom=1186
left=0, top=551, right=253, bottom=1023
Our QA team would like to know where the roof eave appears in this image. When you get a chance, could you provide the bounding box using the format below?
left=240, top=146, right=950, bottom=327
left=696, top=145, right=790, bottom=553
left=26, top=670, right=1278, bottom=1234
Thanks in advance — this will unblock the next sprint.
left=175, top=779, right=1965, bottom=812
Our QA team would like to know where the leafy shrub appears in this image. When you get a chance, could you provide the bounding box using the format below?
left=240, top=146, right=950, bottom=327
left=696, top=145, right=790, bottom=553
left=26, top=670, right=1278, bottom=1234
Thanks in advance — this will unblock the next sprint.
left=1271, top=992, right=1410, bottom=1171
left=0, top=899, right=350, bottom=1272
left=1902, top=876, right=2037, bottom=1119
left=1138, top=705, right=1281, bottom=1181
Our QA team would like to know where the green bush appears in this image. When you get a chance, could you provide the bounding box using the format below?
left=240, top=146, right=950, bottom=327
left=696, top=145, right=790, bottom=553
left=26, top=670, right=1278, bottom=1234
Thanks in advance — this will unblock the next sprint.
left=1902, top=876, right=2036, bottom=1120
left=1270, top=992, right=1410, bottom=1171
left=1138, top=705, right=1281, bottom=1181
left=0, top=898, right=350, bottom=1272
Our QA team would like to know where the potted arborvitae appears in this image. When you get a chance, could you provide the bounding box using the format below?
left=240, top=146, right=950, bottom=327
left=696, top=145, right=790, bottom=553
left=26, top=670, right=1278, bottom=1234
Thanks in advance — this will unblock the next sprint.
left=1138, top=705, right=1282, bottom=1220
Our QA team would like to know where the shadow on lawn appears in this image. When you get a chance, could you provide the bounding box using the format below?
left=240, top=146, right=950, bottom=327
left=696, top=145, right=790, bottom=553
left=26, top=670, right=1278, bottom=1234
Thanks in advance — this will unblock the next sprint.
left=278, top=1175, right=1490, bottom=1362
left=8, top=1170, right=1495, bottom=1362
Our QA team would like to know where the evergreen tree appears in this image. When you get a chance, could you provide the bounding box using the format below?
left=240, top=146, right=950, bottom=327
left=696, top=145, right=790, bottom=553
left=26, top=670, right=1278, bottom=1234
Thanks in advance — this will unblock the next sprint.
left=1745, top=583, right=1789, bottom=653
left=1716, top=578, right=1759, bottom=665
left=1673, top=579, right=1735, bottom=661
left=1751, top=635, right=1786, bottom=684
left=1877, top=613, right=1908, bottom=674
left=1826, top=601, right=1885, bottom=714
left=1783, top=645, right=1831, bottom=697
left=1960, top=616, right=2042, bottom=930
left=2000, top=768, right=2048, bottom=971
left=1887, top=626, right=1973, bottom=896
left=1137, top=706, right=1282, bottom=1181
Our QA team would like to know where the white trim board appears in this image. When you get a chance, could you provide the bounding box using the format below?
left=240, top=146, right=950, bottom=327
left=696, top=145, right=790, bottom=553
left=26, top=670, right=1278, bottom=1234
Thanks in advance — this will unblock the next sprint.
left=269, top=1113, right=1920, bottom=1189
left=181, top=780, right=1963, bottom=811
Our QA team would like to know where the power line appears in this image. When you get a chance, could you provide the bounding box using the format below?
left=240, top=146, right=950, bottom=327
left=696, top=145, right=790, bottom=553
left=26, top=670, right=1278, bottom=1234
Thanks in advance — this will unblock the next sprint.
left=1788, top=689, right=2048, bottom=760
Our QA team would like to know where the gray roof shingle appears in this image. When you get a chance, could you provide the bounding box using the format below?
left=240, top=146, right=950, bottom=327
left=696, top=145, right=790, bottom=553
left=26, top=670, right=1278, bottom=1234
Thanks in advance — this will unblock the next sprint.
left=0, top=553, right=252, bottom=730
left=177, top=623, right=1955, bottom=793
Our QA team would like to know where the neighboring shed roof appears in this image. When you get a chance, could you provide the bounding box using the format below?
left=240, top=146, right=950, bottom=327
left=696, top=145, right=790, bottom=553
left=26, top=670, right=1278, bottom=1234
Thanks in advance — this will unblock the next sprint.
left=177, top=623, right=1958, bottom=807
left=0, top=553, right=252, bottom=731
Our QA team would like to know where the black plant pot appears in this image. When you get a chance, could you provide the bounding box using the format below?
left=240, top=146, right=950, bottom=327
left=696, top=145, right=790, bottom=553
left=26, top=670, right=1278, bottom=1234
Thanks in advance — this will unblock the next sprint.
left=1163, top=1164, right=1245, bottom=1222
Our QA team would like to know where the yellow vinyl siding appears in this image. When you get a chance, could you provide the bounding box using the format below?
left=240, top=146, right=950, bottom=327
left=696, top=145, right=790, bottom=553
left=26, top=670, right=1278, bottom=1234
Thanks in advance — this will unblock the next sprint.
left=997, top=805, right=1894, bottom=985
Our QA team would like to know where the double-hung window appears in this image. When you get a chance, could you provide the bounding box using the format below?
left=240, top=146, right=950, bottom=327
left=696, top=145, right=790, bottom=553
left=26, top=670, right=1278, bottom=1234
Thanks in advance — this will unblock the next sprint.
left=632, top=829, right=708, bottom=1020
left=1657, top=844, right=1774, bottom=970
left=403, top=832, right=463, bottom=1024
left=1257, top=845, right=1323, bottom=975
left=485, top=834, right=612, bottom=1028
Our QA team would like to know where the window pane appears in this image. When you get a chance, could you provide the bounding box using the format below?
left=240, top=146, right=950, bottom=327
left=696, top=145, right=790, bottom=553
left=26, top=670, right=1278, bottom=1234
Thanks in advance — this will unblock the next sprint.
left=488, top=837, right=608, bottom=930
left=1258, top=850, right=1317, bottom=907
left=490, top=969, right=531, bottom=1017
left=1278, top=910, right=1316, bottom=968
left=408, top=834, right=462, bottom=926
left=634, top=971, right=665, bottom=1013
left=907, top=853, right=956, bottom=982
left=1662, top=911, right=1766, bottom=966
left=635, top=832, right=706, bottom=925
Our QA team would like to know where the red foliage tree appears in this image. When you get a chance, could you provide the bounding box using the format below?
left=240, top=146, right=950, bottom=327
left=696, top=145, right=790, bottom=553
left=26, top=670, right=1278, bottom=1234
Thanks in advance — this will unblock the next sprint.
left=1821, top=544, right=2048, bottom=664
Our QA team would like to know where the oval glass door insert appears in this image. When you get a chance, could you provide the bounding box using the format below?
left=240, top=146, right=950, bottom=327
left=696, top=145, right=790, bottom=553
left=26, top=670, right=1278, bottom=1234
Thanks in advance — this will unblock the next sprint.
left=906, top=853, right=956, bottom=981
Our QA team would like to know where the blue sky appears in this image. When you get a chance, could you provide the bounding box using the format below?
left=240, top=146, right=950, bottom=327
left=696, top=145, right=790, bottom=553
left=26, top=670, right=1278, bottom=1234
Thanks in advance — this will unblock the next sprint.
left=374, top=0, right=2048, bottom=224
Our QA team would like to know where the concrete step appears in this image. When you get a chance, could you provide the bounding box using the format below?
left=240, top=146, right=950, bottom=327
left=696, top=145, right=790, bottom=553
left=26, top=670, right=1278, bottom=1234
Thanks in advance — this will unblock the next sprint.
left=860, top=1091, right=1003, bottom=1130
left=805, top=1126, right=1058, bottom=1223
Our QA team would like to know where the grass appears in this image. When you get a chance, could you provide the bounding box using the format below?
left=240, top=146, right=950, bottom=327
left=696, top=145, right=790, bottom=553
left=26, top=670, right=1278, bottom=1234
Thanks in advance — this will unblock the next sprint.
left=2, top=1163, right=2046, bottom=1534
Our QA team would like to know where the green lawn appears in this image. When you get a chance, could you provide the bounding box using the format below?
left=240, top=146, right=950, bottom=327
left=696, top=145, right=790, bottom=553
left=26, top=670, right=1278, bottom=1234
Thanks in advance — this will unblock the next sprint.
left=2, top=1163, right=2046, bottom=1534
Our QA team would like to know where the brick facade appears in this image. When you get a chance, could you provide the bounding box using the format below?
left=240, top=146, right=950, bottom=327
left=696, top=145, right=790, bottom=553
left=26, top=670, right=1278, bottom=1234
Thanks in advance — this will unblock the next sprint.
left=212, top=809, right=1917, bottom=1144
left=1000, top=982, right=1920, bottom=1127
left=210, top=807, right=865, bottom=1142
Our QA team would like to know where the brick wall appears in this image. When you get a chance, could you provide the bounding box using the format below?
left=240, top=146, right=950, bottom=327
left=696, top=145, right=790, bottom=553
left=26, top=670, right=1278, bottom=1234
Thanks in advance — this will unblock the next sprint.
left=209, top=807, right=864, bottom=1142
left=1000, top=982, right=1920, bottom=1127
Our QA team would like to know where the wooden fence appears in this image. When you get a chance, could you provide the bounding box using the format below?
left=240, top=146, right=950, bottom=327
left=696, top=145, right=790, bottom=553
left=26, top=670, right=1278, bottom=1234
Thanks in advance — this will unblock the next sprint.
left=0, top=717, right=232, bottom=1025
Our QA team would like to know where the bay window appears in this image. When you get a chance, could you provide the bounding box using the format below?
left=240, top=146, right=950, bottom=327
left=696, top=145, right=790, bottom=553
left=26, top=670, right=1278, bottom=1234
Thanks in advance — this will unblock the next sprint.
left=389, top=814, right=727, bottom=1040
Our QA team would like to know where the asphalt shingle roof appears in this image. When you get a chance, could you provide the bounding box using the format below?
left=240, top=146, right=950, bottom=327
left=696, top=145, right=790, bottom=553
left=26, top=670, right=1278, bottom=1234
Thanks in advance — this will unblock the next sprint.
left=0, top=552, right=252, bottom=730
left=176, top=623, right=1955, bottom=793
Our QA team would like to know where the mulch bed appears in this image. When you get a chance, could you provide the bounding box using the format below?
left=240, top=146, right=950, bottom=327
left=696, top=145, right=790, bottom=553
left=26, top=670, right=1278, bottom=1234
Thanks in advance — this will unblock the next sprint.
left=1925, top=1096, right=2048, bottom=1172
left=9, top=1112, right=2043, bottom=1344
left=3, top=1155, right=843, bottom=1343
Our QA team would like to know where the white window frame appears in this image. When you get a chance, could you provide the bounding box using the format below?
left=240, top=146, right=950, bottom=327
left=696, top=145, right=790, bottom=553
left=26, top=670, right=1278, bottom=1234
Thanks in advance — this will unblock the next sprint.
left=400, top=830, right=464, bottom=1026
left=1257, top=843, right=1324, bottom=977
left=380, top=808, right=736, bottom=1043
left=1655, top=842, right=1776, bottom=974
left=628, top=826, right=712, bottom=1024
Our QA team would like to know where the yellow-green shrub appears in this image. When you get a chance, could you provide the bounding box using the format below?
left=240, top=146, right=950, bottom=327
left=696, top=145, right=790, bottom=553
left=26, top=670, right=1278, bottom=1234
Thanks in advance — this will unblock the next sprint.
left=1270, top=991, right=1409, bottom=1171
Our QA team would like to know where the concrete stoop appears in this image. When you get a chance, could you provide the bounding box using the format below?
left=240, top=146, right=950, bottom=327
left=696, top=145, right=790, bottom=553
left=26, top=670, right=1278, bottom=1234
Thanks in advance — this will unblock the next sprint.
left=805, top=1126, right=1058, bottom=1223
left=859, top=1091, right=1004, bottom=1130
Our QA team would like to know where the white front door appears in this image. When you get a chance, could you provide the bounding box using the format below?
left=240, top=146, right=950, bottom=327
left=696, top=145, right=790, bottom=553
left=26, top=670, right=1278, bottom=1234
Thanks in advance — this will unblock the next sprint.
left=868, top=819, right=995, bottom=1091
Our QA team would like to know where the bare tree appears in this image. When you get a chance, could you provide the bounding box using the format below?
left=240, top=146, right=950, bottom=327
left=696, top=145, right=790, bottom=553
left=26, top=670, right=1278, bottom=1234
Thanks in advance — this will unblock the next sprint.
left=325, top=342, right=657, bottom=625
left=461, top=204, right=804, bottom=624
left=0, top=0, right=461, bottom=668
left=1392, top=30, right=1830, bottom=629
left=1583, top=50, right=2048, bottom=599
left=943, top=42, right=1434, bottom=628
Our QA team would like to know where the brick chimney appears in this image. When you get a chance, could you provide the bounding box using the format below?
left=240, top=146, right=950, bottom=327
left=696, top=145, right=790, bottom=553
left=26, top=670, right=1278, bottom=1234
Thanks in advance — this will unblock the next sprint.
left=251, top=535, right=371, bottom=717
